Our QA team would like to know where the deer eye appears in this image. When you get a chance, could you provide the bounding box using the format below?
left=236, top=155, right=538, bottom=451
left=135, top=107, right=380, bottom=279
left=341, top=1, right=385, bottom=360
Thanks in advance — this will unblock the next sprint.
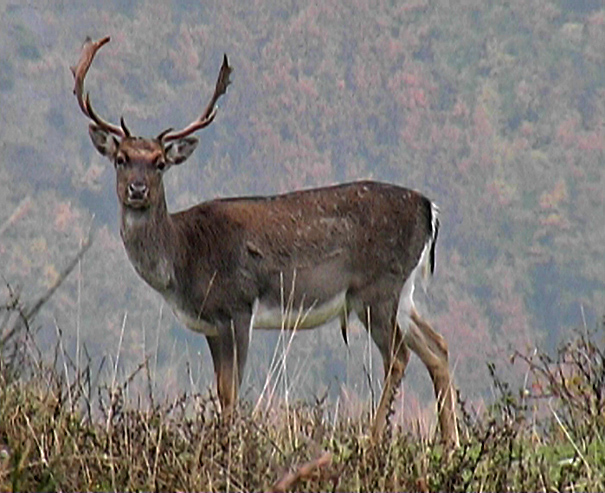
left=115, top=155, right=126, bottom=168
left=154, top=157, right=167, bottom=172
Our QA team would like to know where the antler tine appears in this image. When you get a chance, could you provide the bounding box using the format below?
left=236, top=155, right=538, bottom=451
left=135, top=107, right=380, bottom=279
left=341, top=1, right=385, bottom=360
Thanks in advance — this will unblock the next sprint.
left=161, top=54, right=232, bottom=143
left=72, top=36, right=126, bottom=138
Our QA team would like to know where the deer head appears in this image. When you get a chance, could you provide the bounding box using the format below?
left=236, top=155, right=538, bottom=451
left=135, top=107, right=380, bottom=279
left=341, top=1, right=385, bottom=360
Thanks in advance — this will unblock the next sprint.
left=72, top=36, right=232, bottom=212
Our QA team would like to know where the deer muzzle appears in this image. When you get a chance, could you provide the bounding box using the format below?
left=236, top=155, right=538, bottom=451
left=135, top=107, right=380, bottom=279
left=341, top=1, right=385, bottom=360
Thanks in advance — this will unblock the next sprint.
left=126, top=182, right=149, bottom=206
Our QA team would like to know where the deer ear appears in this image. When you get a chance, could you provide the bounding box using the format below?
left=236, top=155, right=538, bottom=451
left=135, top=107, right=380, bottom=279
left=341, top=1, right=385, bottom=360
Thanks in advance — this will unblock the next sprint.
left=89, top=125, right=119, bottom=160
left=165, top=137, right=199, bottom=165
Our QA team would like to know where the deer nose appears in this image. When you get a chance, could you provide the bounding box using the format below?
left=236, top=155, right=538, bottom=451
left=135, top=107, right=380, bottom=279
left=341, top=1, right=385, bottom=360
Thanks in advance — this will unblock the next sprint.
left=128, top=182, right=148, bottom=200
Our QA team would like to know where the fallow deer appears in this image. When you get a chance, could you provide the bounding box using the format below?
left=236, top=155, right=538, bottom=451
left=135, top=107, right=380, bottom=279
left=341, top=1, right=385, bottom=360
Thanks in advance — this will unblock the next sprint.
left=73, top=36, right=459, bottom=447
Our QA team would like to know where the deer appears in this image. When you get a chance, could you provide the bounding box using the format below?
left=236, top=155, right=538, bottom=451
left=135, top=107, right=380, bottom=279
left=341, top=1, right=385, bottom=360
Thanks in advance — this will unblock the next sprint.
left=72, top=36, right=459, bottom=447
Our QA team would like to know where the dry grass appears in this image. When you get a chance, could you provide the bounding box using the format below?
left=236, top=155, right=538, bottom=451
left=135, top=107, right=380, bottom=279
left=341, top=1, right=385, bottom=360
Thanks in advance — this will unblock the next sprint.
left=1, top=290, right=604, bottom=492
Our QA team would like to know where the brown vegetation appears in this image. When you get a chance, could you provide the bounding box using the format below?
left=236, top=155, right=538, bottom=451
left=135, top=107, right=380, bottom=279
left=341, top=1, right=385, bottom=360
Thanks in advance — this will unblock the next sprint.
left=1, top=291, right=603, bottom=491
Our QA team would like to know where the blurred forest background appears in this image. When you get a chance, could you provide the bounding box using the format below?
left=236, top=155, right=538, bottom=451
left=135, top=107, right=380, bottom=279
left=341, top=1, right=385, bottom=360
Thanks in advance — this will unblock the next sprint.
left=1, top=0, right=604, bottom=423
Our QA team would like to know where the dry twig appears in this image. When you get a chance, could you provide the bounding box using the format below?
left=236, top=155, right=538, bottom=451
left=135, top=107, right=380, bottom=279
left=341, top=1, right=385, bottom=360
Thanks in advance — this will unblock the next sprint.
left=270, top=451, right=332, bottom=493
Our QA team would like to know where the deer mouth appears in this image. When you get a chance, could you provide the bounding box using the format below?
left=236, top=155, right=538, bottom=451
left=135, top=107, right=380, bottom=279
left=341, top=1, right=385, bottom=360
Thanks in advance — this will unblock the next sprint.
left=125, top=199, right=149, bottom=210
left=124, top=195, right=150, bottom=209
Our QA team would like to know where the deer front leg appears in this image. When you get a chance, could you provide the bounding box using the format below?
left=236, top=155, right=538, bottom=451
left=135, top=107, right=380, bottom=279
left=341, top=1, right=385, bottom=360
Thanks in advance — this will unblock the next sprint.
left=206, top=316, right=250, bottom=417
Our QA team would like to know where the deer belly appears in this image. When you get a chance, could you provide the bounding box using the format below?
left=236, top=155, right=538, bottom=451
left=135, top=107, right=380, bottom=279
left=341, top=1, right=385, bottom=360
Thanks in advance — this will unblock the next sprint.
left=164, top=297, right=220, bottom=336
left=252, top=291, right=347, bottom=330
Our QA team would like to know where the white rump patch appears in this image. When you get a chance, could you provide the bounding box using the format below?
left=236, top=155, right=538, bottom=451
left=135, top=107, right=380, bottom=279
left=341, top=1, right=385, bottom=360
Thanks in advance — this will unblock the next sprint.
left=398, top=201, right=438, bottom=330
left=398, top=247, right=423, bottom=326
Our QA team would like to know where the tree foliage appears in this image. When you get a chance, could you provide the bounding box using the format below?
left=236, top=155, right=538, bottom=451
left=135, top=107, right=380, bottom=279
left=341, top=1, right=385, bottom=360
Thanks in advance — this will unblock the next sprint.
left=1, top=0, right=604, bottom=405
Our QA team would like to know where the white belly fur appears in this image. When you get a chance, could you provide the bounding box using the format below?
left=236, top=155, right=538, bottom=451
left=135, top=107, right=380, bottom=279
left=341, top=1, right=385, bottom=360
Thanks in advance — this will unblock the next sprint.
left=165, top=291, right=347, bottom=336
left=253, top=291, right=347, bottom=330
left=171, top=303, right=220, bottom=336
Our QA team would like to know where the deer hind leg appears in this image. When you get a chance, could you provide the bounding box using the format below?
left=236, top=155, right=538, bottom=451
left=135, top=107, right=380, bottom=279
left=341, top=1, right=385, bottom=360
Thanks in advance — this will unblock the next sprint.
left=355, top=299, right=410, bottom=441
left=206, top=316, right=250, bottom=418
left=405, top=307, right=459, bottom=448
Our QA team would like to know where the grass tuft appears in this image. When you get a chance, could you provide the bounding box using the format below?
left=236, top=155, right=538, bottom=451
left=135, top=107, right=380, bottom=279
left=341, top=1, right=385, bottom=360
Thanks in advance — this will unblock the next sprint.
left=1, top=291, right=604, bottom=491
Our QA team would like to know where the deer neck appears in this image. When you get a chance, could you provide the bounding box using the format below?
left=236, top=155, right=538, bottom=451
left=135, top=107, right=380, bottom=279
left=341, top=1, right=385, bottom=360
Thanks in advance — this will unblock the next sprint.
left=119, top=186, right=175, bottom=293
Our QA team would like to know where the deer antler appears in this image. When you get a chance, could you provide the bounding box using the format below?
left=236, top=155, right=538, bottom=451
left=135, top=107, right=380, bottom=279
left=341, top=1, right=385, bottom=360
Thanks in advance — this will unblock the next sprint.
left=73, top=36, right=231, bottom=142
left=159, top=54, right=232, bottom=142
left=72, top=36, right=128, bottom=138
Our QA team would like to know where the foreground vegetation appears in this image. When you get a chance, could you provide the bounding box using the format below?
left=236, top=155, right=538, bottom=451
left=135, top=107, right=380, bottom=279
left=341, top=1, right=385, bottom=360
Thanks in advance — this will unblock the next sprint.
left=3, top=1, right=605, bottom=405
left=1, top=293, right=603, bottom=492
